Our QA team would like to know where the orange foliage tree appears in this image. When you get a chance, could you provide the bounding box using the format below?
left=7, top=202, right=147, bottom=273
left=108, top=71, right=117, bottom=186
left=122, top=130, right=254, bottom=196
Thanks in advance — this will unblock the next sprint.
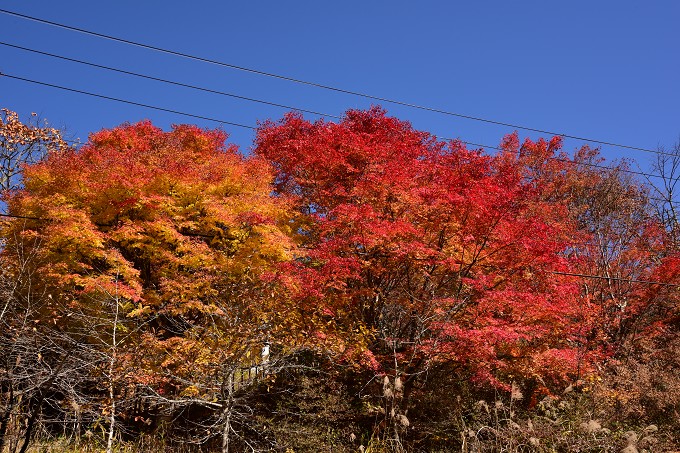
left=2, top=121, right=300, bottom=433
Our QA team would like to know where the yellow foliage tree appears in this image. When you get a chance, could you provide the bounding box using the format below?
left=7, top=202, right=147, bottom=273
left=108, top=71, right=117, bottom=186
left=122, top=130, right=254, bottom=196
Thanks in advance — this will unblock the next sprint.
left=2, top=121, right=300, bottom=431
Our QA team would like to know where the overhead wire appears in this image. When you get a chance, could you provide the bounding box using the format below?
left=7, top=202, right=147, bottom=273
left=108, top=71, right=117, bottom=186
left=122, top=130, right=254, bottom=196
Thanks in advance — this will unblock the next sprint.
left=2, top=66, right=674, bottom=208
left=0, top=212, right=46, bottom=221
left=0, top=39, right=675, bottom=204
left=3, top=12, right=674, bottom=201
left=0, top=73, right=255, bottom=130
left=0, top=8, right=663, bottom=157
left=0, top=71, right=677, bottom=286
left=0, top=41, right=671, bottom=183
left=1, top=68, right=676, bottom=206
left=0, top=41, right=336, bottom=120
left=550, top=270, right=680, bottom=288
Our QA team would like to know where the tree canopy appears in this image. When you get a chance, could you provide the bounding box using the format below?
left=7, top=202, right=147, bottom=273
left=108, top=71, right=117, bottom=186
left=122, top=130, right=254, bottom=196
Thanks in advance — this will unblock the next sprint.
left=256, top=107, right=606, bottom=389
left=2, top=108, right=679, bottom=452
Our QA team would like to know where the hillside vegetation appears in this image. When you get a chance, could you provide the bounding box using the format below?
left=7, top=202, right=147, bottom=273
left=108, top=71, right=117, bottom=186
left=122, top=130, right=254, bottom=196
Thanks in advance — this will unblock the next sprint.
left=1, top=107, right=679, bottom=452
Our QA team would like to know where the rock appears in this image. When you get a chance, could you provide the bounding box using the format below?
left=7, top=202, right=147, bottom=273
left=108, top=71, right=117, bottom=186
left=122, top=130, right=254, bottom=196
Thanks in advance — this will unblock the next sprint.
left=639, top=436, right=657, bottom=448
left=529, top=437, right=540, bottom=446
left=642, top=424, right=658, bottom=435
left=396, top=414, right=410, bottom=428
left=624, top=431, right=638, bottom=444
left=579, top=419, right=601, bottom=433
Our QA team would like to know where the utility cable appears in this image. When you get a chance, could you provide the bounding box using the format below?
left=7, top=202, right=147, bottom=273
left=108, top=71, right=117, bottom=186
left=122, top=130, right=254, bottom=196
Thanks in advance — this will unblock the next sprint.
left=0, top=41, right=336, bottom=120
left=0, top=212, right=46, bottom=221
left=2, top=68, right=678, bottom=207
left=550, top=270, right=680, bottom=288
left=0, top=72, right=255, bottom=130
left=0, top=8, right=661, bottom=156
left=0, top=42, right=672, bottom=182
left=1, top=69, right=675, bottom=199
left=4, top=41, right=669, bottom=178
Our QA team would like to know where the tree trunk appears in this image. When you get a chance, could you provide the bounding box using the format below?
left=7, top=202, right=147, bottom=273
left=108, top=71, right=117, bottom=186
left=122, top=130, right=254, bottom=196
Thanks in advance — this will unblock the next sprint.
left=0, top=387, right=14, bottom=452
left=221, top=408, right=231, bottom=453
left=221, top=371, right=234, bottom=453
left=106, top=292, right=120, bottom=453
left=18, top=399, right=39, bottom=453
left=106, top=387, right=115, bottom=453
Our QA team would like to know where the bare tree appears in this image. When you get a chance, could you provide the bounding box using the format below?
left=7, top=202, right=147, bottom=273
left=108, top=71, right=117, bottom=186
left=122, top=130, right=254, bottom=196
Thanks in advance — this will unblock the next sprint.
left=0, top=235, right=91, bottom=453
left=648, top=138, right=680, bottom=248
left=0, top=108, right=67, bottom=194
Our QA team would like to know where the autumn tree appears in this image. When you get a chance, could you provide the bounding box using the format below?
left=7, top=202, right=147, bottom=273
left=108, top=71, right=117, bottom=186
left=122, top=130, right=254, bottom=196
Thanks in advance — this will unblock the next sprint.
left=0, top=108, right=82, bottom=452
left=523, top=140, right=680, bottom=352
left=3, top=109, right=678, bottom=451
left=645, top=138, right=680, bottom=334
left=569, top=161, right=674, bottom=349
left=2, top=121, right=299, bottom=450
left=255, top=108, right=607, bottom=443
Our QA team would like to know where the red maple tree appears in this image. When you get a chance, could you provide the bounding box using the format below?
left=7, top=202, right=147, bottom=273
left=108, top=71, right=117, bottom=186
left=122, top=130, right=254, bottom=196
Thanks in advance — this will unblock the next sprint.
left=256, top=107, right=602, bottom=393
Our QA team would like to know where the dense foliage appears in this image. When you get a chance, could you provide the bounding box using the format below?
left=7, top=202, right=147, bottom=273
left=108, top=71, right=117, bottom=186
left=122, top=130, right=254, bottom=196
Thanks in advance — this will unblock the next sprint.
left=258, top=109, right=600, bottom=387
left=1, top=108, right=678, bottom=452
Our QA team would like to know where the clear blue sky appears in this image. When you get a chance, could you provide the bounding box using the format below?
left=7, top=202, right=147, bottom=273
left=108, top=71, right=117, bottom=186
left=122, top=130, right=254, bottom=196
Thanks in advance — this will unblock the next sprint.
left=1, top=1, right=678, bottom=172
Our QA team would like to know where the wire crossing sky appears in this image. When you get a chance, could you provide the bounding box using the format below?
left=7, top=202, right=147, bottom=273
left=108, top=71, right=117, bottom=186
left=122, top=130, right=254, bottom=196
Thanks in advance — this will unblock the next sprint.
left=0, top=71, right=672, bottom=187
left=0, top=8, right=666, bottom=156
left=1, top=2, right=678, bottom=166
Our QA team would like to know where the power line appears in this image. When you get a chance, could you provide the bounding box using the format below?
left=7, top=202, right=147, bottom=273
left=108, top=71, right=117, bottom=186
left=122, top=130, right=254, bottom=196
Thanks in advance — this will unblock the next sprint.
left=0, top=38, right=674, bottom=177
left=0, top=41, right=337, bottom=120
left=462, top=139, right=662, bottom=179
left=5, top=93, right=680, bottom=287
left=0, top=72, right=255, bottom=130
left=4, top=41, right=671, bottom=178
left=4, top=67, right=677, bottom=198
left=0, top=8, right=661, bottom=156
left=1, top=68, right=675, bottom=192
left=0, top=212, right=46, bottom=221
left=467, top=141, right=678, bottom=204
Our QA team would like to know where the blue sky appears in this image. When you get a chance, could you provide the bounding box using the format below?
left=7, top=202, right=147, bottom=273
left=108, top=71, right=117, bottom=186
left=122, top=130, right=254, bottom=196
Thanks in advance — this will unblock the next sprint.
left=1, top=1, right=678, bottom=172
